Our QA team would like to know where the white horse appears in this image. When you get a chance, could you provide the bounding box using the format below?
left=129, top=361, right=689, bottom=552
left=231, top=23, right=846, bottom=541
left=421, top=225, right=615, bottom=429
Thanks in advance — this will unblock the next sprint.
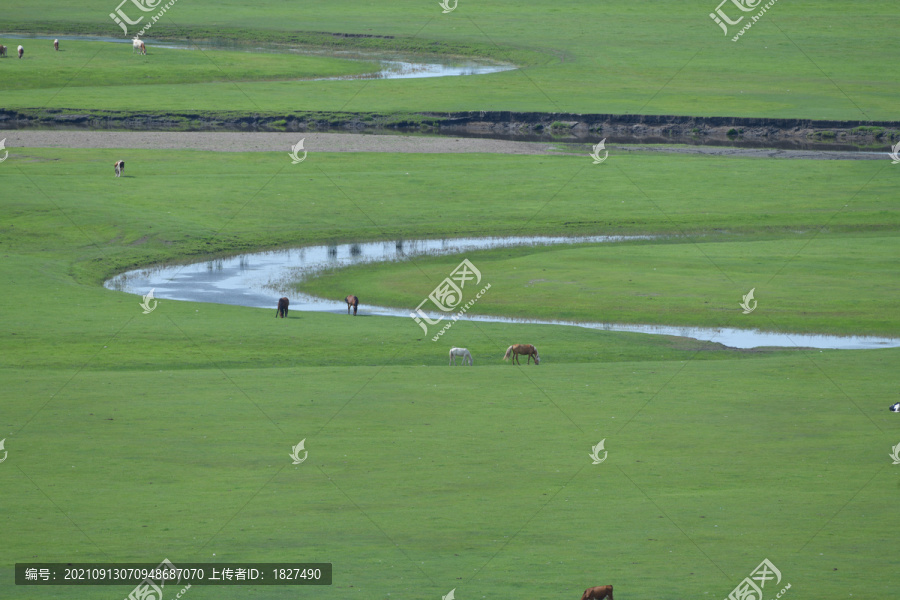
left=53, top=39, right=59, bottom=51
left=18, top=45, right=24, bottom=59
left=132, top=38, right=146, bottom=55
left=449, top=347, right=473, bottom=366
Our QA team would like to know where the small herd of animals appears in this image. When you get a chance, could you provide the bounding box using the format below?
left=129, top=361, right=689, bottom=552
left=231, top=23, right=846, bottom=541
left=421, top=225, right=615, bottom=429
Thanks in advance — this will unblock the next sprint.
left=3, top=40, right=140, bottom=177
left=0, top=37, right=147, bottom=58
left=275, top=296, right=541, bottom=365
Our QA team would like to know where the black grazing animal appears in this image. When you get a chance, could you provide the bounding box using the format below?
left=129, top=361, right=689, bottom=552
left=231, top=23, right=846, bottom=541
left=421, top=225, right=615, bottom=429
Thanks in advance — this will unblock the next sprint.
left=276, top=297, right=289, bottom=318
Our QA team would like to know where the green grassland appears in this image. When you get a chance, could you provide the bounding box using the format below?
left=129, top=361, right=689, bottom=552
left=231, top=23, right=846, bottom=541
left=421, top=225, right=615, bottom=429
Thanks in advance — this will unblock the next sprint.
left=2, top=0, right=899, bottom=118
left=0, top=40, right=375, bottom=91
left=2, top=147, right=899, bottom=599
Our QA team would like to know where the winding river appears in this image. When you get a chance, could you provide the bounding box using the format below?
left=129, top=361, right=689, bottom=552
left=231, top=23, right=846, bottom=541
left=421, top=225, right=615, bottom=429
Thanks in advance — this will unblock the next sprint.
left=104, top=236, right=900, bottom=350
left=9, top=34, right=516, bottom=80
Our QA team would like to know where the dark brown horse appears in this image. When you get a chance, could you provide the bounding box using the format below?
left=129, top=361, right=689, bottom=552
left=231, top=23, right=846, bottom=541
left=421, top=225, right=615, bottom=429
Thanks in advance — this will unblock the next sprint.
left=0, top=45, right=7, bottom=58
left=276, top=297, right=289, bottom=318
left=581, top=586, right=612, bottom=600
left=345, top=295, right=359, bottom=316
left=503, top=344, right=540, bottom=365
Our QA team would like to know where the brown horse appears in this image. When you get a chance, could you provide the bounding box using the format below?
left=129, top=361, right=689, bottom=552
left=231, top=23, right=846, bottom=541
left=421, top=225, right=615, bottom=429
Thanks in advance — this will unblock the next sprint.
left=114, top=160, right=125, bottom=177
left=345, top=295, right=359, bottom=316
left=276, top=297, right=289, bottom=318
left=581, top=586, right=613, bottom=600
left=0, top=45, right=7, bottom=58
left=503, top=344, right=540, bottom=365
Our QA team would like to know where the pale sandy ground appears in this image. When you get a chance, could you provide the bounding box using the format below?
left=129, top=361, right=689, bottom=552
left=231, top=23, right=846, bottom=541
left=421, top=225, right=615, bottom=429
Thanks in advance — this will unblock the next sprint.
left=0, top=130, right=887, bottom=159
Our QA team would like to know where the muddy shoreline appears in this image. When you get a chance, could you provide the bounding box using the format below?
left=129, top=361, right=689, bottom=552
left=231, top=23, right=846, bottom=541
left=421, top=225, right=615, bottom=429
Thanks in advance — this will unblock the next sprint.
left=2, top=109, right=897, bottom=151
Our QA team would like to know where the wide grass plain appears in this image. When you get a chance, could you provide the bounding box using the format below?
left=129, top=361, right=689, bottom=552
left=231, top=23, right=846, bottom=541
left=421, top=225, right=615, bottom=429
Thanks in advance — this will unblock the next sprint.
left=1, top=0, right=899, bottom=119
left=3, top=1, right=900, bottom=599
left=2, top=147, right=899, bottom=600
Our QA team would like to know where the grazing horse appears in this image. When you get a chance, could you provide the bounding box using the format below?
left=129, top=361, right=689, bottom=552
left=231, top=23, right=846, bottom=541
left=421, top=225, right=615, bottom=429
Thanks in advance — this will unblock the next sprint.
left=276, top=297, right=289, bottom=318
left=114, top=160, right=125, bottom=177
left=449, top=347, right=473, bottom=366
left=0, top=45, right=7, bottom=58
left=345, top=295, right=359, bottom=316
left=54, top=39, right=59, bottom=51
left=581, top=586, right=613, bottom=600
left=503, top=344, right=540, bottom=365
left=133, top=38, right=146, bottom=55
left=18, top=45, right=24, bottom=59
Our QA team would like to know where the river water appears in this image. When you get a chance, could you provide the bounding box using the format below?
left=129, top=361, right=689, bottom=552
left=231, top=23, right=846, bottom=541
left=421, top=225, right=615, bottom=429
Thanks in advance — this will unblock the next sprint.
left=104, top=236, right=900, bottom=350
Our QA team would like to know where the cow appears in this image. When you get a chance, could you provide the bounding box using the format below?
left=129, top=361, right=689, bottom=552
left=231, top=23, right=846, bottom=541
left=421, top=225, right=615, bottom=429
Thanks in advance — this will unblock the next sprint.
left=581, top=586, right=613, bottom=600
left=114, top=160, right=125, bottom=177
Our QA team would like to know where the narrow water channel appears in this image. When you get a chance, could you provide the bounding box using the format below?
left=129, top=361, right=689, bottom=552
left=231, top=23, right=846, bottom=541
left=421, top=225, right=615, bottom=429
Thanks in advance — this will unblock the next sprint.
left=104, top=236, right=900, bottom=350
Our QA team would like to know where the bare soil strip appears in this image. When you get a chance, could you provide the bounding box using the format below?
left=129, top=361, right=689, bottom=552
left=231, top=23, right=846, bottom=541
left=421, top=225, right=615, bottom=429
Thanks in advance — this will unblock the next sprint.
left=0, top=130, right=886, bottom=159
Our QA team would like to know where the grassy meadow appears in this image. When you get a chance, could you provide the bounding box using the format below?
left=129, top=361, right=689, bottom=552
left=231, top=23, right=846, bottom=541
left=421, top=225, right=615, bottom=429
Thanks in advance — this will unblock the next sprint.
left=0, top=1, right=897, bottom=118
left=2, top=147, right=899, bottom=600
left=3, top=0, right=900, bottom=598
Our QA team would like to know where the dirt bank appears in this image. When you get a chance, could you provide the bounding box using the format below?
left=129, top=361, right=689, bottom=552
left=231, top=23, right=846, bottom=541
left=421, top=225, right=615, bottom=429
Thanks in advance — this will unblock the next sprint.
left=1, top=130, right=890, bottom=160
